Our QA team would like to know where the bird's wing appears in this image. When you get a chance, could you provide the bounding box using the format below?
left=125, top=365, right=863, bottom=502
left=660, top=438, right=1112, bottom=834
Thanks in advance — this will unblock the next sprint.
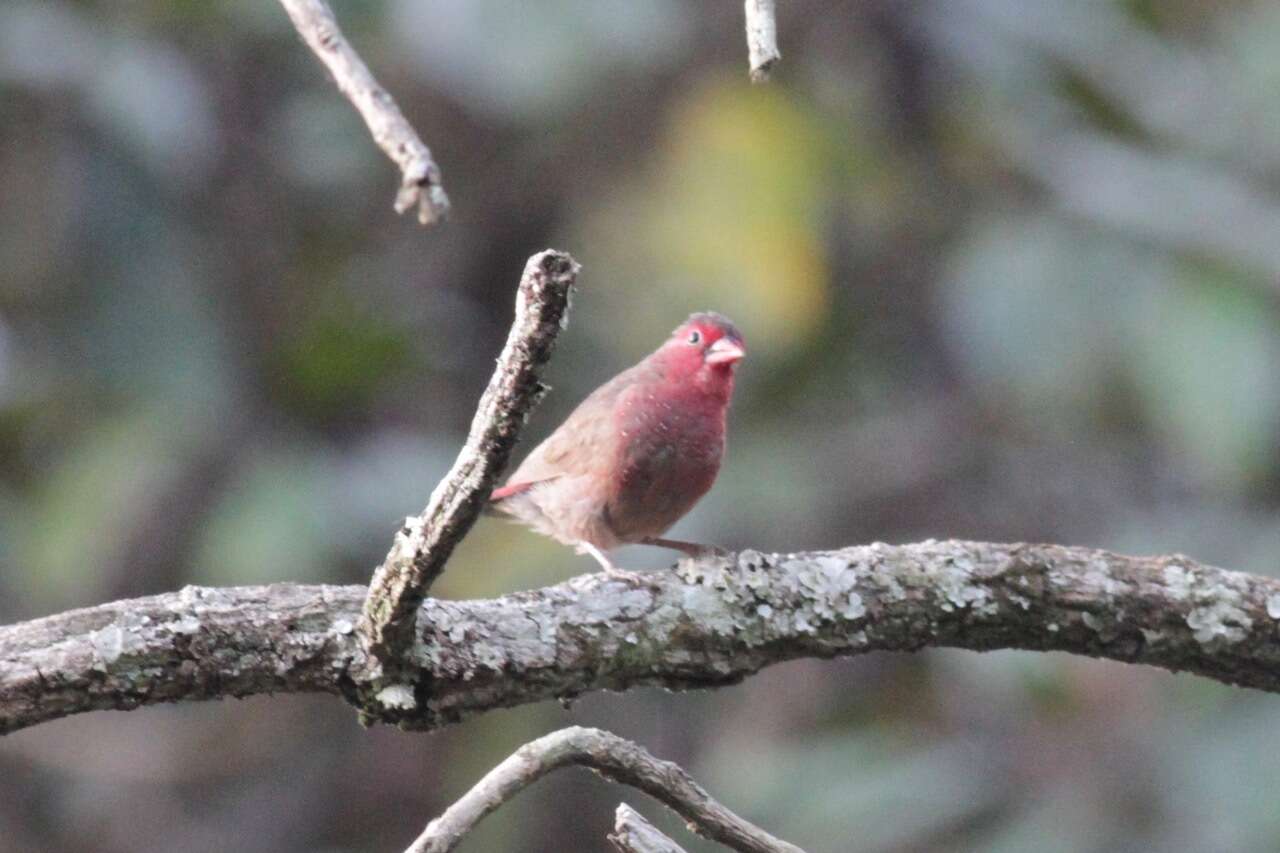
left=490, top=366, right=640, bottom=500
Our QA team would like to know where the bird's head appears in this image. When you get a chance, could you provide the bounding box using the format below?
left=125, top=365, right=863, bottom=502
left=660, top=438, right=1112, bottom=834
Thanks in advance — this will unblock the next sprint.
left=651, top=312, right=746, bottom=399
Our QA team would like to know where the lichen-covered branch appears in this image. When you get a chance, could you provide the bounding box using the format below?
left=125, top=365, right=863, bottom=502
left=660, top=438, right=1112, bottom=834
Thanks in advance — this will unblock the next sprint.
left=404, top=727, right=801, bottom=853
left=358, top=250, right=578, bottom=670
left=744, top=0, right=781, bottom=82
left=0, top=583, right=350, bottom=736
left=5, top=540, right=1280, bottom=738
left=610, top=804, right=689, bottom=853
left=277, top=0, right=451, bottom=224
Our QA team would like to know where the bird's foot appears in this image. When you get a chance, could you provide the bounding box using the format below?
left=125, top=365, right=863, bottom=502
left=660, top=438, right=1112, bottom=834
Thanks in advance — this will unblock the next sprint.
left=603, top=565, right=654, bottom=585
left=579, top=541, right=654, bottom=586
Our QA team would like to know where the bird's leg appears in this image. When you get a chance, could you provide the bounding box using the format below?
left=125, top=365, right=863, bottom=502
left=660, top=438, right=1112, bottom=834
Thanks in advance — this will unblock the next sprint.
left=579, top=541, right=649, bottom=583
left=640, top=536, right=732, bottom=560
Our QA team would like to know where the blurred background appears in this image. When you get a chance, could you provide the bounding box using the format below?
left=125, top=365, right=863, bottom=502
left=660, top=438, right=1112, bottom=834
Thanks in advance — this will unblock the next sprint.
left=3, top=0, right=1280, bottom=850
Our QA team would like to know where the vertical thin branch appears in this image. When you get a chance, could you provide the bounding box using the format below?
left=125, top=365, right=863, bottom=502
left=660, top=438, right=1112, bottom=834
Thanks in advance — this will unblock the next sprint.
left=358, top=251, right=579, bottom=671
left=278, top=0, right=451, bottom=224
left=744, top=0, right=782, bottom=83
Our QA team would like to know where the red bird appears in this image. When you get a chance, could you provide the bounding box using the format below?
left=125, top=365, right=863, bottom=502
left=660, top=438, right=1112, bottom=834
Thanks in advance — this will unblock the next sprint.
left=490, top=312, right=745, bottom=576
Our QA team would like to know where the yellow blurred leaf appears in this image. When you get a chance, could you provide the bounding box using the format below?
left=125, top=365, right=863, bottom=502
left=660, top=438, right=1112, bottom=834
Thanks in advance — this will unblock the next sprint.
left=582, top=73, right=839, bottom=353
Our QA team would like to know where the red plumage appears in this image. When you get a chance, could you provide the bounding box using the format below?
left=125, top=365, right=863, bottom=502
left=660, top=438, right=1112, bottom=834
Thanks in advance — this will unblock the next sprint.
left=489, top=312, right=745, bottom=574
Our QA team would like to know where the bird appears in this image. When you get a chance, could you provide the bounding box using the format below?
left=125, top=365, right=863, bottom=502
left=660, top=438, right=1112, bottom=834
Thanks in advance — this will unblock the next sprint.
left=489, top=312, right=745, bottom=577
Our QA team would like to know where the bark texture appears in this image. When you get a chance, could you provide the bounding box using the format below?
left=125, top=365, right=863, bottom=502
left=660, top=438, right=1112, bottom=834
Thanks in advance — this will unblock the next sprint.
left=610, top=805, right=689, bottom=853
left=4, top=540, right=1280, bottom=737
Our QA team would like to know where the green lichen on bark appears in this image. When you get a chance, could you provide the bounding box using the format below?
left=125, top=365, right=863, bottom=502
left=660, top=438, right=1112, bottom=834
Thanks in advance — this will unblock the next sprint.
left=5, top=540, right=1280, bottom=735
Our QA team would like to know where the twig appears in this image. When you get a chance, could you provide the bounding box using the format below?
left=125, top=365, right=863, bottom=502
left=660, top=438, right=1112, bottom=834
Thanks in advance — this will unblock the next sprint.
left=277, top=0, right=451, bottom=225
left=609, top=804, right=689, bottom=853
left=358, top=250, right=579, bottom=669
left=744, top=0, right=781, bottom=83
left=404, top=727, right=804, bottom=853
left=7, top=541, right=1280, bottom=735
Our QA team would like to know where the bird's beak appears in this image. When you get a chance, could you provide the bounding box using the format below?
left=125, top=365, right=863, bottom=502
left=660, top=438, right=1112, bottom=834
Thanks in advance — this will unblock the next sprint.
left=705, top=338, right=746, bottom=366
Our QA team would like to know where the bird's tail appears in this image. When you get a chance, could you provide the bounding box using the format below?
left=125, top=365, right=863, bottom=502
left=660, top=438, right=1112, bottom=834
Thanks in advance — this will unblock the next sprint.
left=489, top=481, right=534, bottom=502
left=484, top=481, right=532, bottom=517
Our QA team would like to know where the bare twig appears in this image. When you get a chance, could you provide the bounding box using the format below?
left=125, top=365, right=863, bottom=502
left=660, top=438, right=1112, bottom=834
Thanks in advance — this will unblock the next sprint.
left=277, top=0, right=451, bottom=224
left=404, top=727, right=803, bottom=853
left=6, top=541, right=1280, bottom=735
left=609, top=804, right=690, bottom=853
left=744, top=0, right=781, bottom=83
left=358, top=250, right=578, bottom=669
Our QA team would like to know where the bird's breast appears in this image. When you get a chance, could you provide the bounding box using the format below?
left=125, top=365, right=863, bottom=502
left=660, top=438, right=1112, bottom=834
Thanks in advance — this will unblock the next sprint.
left=605, top=389, right=728, bottom=540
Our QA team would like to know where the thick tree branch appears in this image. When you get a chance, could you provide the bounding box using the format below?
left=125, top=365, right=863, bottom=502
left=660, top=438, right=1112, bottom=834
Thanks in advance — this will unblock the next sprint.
left=744, top=0, right=781, bottom=83
left=404, top=727, right=801, bottom=853
left=610, top=804, right=689, bottom=853
left=278, top=0, right=451, bottom=224
left=358, top=250, right=578, bottom=672
left=5, top=541, right=1280, bottom=737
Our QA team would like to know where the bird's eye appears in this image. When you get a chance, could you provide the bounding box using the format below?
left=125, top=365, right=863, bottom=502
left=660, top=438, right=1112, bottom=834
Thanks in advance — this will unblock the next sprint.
left=687, top=330, right=702, bottom=345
